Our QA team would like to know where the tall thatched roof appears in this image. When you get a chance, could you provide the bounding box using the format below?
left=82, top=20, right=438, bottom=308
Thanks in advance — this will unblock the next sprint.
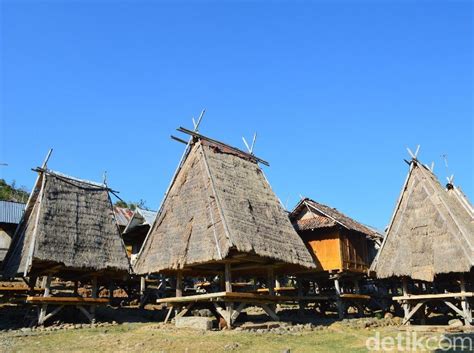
left=372, top=159, right=474, bottom=282
left=290, top=198, right=382, bottom=241
left=2, top=169, right=130, bottom=279
left=134, top=131, right=315, bottom=275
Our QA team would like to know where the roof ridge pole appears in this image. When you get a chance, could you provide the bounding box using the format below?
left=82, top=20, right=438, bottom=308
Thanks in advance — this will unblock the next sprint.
left=24, top=173, right=47, bottom=276
left=2, top=149, right=51, bottom=275
left=199, top=143, right=234, bottom=248
left=135, top=111, right=206, bottom=266
left=25, top=149, right=53, bottom=211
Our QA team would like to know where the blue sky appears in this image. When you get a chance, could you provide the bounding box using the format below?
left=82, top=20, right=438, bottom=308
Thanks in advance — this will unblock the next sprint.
left=1, top=0, right=472, bottom=230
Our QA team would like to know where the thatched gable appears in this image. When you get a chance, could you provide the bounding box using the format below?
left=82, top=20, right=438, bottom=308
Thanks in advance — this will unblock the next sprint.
left=134, top=136, right=315, bottom=275
left=2, top=170, right=130, bottom=278
left=372, top=160, right=474, bottom=282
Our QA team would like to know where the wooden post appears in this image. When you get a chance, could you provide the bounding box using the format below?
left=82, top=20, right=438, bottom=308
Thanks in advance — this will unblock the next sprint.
left=73, top=281, right=79, bottom=296
left=224, top=263, right=233, bottom=328
left=28, top=276, right=37, bottom=295
left=176, top=271, right=183, bottom=297
left=402, top=278, right=411, bottom=325
left=38, top=275, right=52, bottom=325
left=108, top=282, right=114, bottom=301
left=267, top=267, right=275, bottom=296
left=90, top=276, right=98, bottom=323
left=460, top=275, right=472, bottom=326
left=297, top=278, right=304, bottom=316
left=275, top=276, right=281, bottom=310
left=334, top=276, right=344, bottom=319
left=140, top=276, right=146, bottom=297
left=224, top=263, right=232, bottom=293
left=275, top=277, right=281, bottom=290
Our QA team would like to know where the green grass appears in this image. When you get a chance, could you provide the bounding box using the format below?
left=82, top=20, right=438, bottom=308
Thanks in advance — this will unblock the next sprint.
left=0, top=323, right=400, bottom=353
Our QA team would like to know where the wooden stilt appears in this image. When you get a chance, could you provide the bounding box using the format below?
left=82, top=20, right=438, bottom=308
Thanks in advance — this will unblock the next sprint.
left=38, top=275, right=52, bottom=325
left=460, top=275, right=472, bottom=326
left=108, top=282, right=114, bottom=301
left=224, top=263, right=233, bottom=326
left=267, top=267, right=275, bottom=296
left=140, top=276, right=146, bottom=297
left=275, top=276, right=281, bottom=310
left=73, top=281, right=79, bottom=295
left=402, top=278, right=411, bottom=325
left=174, top=271, right=184, bottom=318
left=176, top=271, right=183, bottom=297
left=334, top=276, right=344, bottom=319
left=224, top=263, right=232, bottom=293
left=90, top=276, right=98, bottom=323
left=297, top=278, right=304, bottom=316
left=28, top=276, right=38, bottom=295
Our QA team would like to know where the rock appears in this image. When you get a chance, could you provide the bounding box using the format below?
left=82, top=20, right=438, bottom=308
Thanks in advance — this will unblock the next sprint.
left=384, top=312, right=394, bottom=320
left=193, top=309, right=213, bottom=317
left=175, top=317, right=214, bottom=331
left=448, top=319, right=463, bottom=327
left=224, top=342, right=241, bottom=351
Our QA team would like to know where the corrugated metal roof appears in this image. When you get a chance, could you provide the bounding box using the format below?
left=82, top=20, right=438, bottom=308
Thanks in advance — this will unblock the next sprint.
left=136, top=208, right=156, bottom=225
left=113, top=207, right=134, bottom=227
left=122, top=208, right=157, bottom=234
left=0, top=200, right=25, bottom=225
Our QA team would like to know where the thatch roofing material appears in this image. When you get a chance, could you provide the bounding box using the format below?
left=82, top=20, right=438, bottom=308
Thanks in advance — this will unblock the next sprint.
left=373, top=160, right=474, bottom=282
left=134, top=139, right=315, bottom=274
left=2, top=170, right=130, bottom=278
left=290, top=198, right=381, bottom=240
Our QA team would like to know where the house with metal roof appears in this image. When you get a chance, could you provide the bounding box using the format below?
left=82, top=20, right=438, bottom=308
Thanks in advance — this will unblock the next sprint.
left=121, top=207, right=157, bottom=262
left=0, top=200, right=25, bottom=266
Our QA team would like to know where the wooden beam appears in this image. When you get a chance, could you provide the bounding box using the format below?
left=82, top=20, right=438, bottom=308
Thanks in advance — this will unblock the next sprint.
left=27, top=296, right=109, bottom=305
left=177, top=127, right=270, bottom=166
left=393, top=292, right=474, bottom=301
left=402, top=301, right=425, bottom=325
left=225, top=263, right=232, bottom=292
left=176, top=271, right=183, bottom=298
left=267, top=267, right=275, bottom=296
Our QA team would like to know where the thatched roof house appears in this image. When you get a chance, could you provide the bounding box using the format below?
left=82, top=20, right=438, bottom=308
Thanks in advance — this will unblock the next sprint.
left=2, top=169, right=130, bottom=279
left=134, top=130, right=315, bottom=275
left=290, top=198, right=382, bottom=273
left=372, top=158, right=474, bottom=282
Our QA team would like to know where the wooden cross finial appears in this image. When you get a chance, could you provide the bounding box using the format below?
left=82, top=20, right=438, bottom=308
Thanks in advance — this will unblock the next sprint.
left=41, top=149, right=53, bottom=169
left=447, top=174, right=454, bottom=185
left=193, top=109, right=206, bottom=132
left=242, top=132, right=257, bottom=154
left=441, top=154, right=449, bottom=168
left=406, top=145, right=420, bottom=160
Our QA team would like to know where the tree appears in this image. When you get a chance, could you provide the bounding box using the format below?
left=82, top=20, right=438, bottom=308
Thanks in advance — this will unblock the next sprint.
left=0, top=179, right=29, bottom=203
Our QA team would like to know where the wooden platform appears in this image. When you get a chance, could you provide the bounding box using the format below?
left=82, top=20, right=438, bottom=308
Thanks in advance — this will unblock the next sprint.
left=26, top=296, right=109, bottom=305
left=0, top=287, right=44, bottom=293
left=339, top=293, right=371, bottom=300
left=157, top=291, right=287, bottom=304
left=393, top=292, right=474, bottom=301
